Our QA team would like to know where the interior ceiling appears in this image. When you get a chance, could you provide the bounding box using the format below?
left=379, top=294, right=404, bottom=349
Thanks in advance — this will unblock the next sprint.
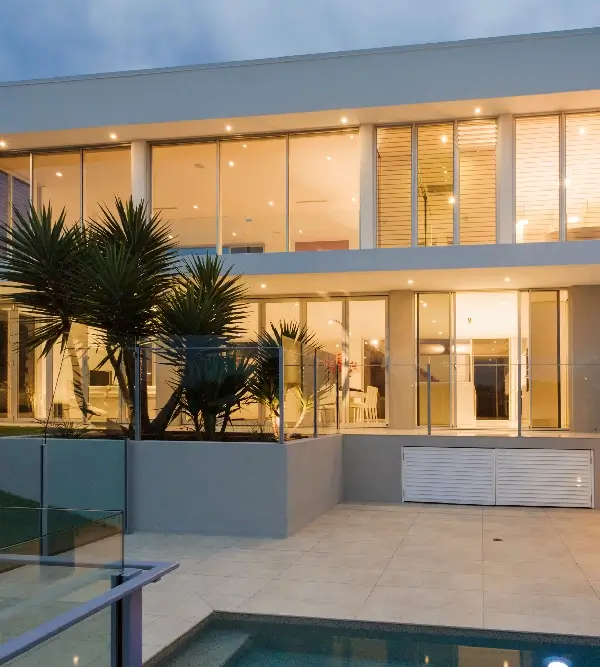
left=2, top=89, right=600, bottom=152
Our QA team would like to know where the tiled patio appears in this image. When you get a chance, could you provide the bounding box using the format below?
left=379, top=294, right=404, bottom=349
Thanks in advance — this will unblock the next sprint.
left=127, top=503, right=600, bottom=661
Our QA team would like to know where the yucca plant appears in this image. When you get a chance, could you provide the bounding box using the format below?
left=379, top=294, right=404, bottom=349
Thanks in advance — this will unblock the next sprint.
left=248, top=320, right=319, bottom=439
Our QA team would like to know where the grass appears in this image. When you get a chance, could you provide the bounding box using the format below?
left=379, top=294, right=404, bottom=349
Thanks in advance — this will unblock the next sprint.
left=0, top=425, right=45, bottom=437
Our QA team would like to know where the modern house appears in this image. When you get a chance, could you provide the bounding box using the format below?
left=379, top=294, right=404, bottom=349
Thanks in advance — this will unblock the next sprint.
left=1, top=27, right=600, bottom=444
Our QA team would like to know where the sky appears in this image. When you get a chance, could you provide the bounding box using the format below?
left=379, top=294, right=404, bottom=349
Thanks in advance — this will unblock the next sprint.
left=0, top=0, right=599, bottom=82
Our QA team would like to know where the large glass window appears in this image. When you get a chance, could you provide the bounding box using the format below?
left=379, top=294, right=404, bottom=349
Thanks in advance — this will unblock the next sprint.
left=376, top=126, right=412, bottom=248
left=265, top=301, right=301, bottom=330
left=220, top=138, right=286, bottom=253
left=289, top=132, right=359, bottom=251
left=152, top=143, right=217, bottom=249
left=83, top=149, right=131, bottom=222
left=566, top=112, right=600, bottom=241
left=0, top=156, right=30, bottom=240
left=418, top=123, right=454, bottom=246
left=516, top=116, right=560, bottom=243
left=18, top=314, right=36, bottom=417
left=458, top=120, right=497, bottom=245
left=33, top=152, right=81, bottom=227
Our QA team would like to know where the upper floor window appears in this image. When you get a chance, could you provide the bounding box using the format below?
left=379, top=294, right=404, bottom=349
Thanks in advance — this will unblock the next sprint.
left=33, top=152, right=81, bottom=227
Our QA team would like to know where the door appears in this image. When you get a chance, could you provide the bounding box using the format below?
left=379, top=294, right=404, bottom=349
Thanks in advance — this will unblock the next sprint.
left=473, top=339, right=510, bottom=421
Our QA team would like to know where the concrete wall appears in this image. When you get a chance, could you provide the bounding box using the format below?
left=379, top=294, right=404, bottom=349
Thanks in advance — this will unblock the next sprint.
left=0, top=438, right=42, bottom=503
left=570, top=285, right=600, bottom=433
left=343, top=434, right=600, bottom=506
left=287, top=435, right=342, bottom=534
left=388, top=291, right=416, bottom=429
left=128, top=435, right=343, bottom=537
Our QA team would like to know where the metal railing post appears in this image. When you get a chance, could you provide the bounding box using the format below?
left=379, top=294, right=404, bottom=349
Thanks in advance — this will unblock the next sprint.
left=133, top=345, right=141, bottom=442
left=517, top=360, right=522, bottom=437
left=278, top=346, right=285, bottom=444
left=313, top=350, right=318, bottom=438
left=427, top=363, right=432, bottom=436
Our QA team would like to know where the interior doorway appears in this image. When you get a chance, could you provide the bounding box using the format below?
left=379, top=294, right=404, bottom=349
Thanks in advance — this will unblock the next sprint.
left=473, top=339, right=509, bottom=420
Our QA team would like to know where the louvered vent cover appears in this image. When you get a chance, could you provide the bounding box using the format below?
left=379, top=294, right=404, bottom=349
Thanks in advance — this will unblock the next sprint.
left=458, top=120, right=497, bottom=245
left=496, top=449, right=592, bottom=508
left=403, top=447, right=495, bottom=505
left=376, top=126, right=412, bottom=248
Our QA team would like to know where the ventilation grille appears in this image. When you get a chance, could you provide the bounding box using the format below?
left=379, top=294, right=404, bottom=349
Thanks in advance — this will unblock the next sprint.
left=376, top=127, right=412, bottom=248
left=496, top=449, right=592, bottom=508
left=458, top=120, right=497, bottom=245
left=516, top=116, right=560, bottom=243
left=402, top=447, right=495, bottom=505
left=566, top=112, right=600, bottom=241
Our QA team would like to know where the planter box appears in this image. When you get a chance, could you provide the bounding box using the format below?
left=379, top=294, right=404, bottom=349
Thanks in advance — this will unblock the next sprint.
left=127, top=435, right=342, bottom=537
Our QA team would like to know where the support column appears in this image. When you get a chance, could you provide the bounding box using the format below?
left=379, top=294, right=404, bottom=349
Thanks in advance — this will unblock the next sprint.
left=569, top=285, right=600, bottom=433
left=496, top=114, right=515, bottom=244
left=388, top=291, right=416, bottom=429
left=130, top=141, right=150, bottom=207
left=359, top=124, right=376, bottom=249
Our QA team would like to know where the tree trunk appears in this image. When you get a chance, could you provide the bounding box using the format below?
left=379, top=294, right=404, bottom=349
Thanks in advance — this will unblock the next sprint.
left=66, top=338, right=95, bottom=419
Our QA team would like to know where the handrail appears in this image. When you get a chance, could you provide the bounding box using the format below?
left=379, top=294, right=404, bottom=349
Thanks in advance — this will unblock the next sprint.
left=0, top=559, right=178, bottom=665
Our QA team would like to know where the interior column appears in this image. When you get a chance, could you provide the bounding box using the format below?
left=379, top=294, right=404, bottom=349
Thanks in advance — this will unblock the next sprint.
left=388, top=291, right=416, bottom=428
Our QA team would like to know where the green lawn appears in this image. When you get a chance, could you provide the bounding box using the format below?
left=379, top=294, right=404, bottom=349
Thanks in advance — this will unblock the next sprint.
left=0, top=425, right=45, bottom=437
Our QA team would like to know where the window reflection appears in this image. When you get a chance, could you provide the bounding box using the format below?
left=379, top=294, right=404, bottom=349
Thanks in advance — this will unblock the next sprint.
left=33, top=152, right=81, bottom=227
left=83, top=149, right=131, bottom=222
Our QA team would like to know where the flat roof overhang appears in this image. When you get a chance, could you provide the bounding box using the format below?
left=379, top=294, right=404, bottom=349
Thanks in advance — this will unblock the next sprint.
left=2, top=28, right=600, bottom=150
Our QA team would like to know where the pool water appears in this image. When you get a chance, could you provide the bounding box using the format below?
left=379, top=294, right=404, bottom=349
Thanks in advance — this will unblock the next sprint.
left=159, top=615, right=600, bottom=667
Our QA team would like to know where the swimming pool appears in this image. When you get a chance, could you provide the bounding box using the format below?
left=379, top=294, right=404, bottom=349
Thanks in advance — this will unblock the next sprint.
left=155, top=614, right=600, bottom=667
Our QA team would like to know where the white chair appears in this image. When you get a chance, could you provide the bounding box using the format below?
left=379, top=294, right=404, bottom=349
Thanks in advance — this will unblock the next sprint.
left=352, top=386, right=379, bottom=423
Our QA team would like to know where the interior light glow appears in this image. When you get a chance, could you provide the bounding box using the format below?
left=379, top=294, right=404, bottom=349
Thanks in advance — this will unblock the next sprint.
left=242, top=143, right=247, bottom=148
left=504, top=277, right=511, bottom=282
left=232, top=232, right=237, bottom=236
left=326, top=156, right=332, bottom=161
left=564, top=177, right=572, bottom=187
left=73, top=657, right=79, bottom=666
left=423, top=302, right=428, bottom=308
left=55, top=172, right=63, bottom=177
left=260, top=284, right=266, bottom=289
left=474, top=107, right=481, bottom=114
left=545, top=659, right=571, bottom=667
left=0, top=141, right=7, bottom=149
left=341, top=116, right=349, bottom=124
left=351, top=196, right=357, bottom=202
left=370, top=339, right=379, bottom=346
left=193, top=205, right=199, bottom=209
left=350, top=135, right=355, bottom=139
left=109, top=133, right=118, bottom=140
left=568, top=215, right=581, bottom=223
left=228, top=160, right=235, bottom=167
left=225, top=124, right=232, bottom=132
left=517, top=219, right=529, bottom=226
left=408, top=279, right=414, bottom=285
left=579, top=127, right=586, bottom=135
left=448, top=196, right=456, bottom=204
left=268, top=201, right=275, bottom=206
left=441, top=135, right=448, bottom=143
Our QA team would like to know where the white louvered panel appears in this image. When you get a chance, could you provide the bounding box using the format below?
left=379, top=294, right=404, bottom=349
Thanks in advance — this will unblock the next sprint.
left=515, top=116, right=560, bottom=243
left=403, top=447, right=495, bottom=505
left=376, top=127, right=412, bottom=248
left=458, top=120, right=497, bottom=245
left=496, top=449, right=592, bottom=508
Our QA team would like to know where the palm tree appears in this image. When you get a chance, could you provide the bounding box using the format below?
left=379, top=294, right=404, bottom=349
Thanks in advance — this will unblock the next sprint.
left=0, top=197, right=249, bottom=438
left=249, top=321, right=319, bottom=439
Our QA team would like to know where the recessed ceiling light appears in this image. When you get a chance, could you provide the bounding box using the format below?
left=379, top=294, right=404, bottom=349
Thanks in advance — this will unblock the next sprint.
left=0, top=141, right=6, bottom=149
left=232, top=232, right=237, bottom=236
left=438, top=331, right=443, bottom=335
left=579, top=127, right=586, bottom=135
left=298, top=230, right=303, bottom=234
left=448, top=196, right=456, bottom=204
left=228, top=160, right=235, bottom=167
left=474, top=107, right=481, bottom=114
left=504, top=277, right=511, bottom=282
left=242, top=143, right=247, bottom=148
left=351, top=196, right=356, bottom=202
left=564, top=177, right=572, bottom=187
left=109, top=133, right=118, bottom=140
left=407, top=279, right=414, bottom=285
left=423, top=302, right=428, bottom=308
left=326, top=156, right=332, bottom=161
left=341, top=116, right=348, bottom=124
left=55, top=172, right=63, bottom=177
left=260, top=283, right=266, bottom=289
left=350, top=135, right=355, bottom=139
left=268, top=201, right=274, bottom=206
left=432, top=320, right=437, bottom=323
left=73, top=657, right=79, bottom=666
left=370, top=339, right=379, bottom=345
left=225, top=124, right=232, bottom=132
left=193, top=205, right=199, bottom=209
left=441, top=135, right=448, bottom=143
left=568, top=215, right=581, bottom=223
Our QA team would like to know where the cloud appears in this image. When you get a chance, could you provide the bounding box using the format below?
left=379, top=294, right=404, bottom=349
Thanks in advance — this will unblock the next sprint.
left=0, top=0, right=599, bottom=81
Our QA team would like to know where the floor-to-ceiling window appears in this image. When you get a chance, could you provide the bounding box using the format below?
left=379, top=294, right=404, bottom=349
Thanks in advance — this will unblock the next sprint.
left=289, top=132, right=360, bottom=251
left=0, top=156, right=30, bottom=248
left=83, top=148, right=131, bottom=222
left=152, top=143, right=217, bottom=249
left=418, top=124, right=454, bottom=247
left=33, top=152, right=81, bottom=226
left=417, top=290, right=568, bottom=431
left=221, top=137, right=287, bottom=253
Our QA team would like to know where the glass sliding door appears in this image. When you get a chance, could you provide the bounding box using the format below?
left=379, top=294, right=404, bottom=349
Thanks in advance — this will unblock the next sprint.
left=17, top=315, right=36, bottom=418
left=417, top=293, right=451, bottom=426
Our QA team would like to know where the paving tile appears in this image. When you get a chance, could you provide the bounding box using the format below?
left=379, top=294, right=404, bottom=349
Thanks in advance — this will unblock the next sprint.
left=252, top=579, right=374, bottom=607
left=277, top=563, right=384, bottom=585
left=182, top=559, right=289, bottom=579
left=484, top=574, right=596, bottom=598
left=386, top=556, right=483, bottom=574
left=309, top=540, right=399, bottom=557
left=379, top=570, right=483, bottom=591
left=204, top=547, right=304, bottom=565
left=237, top=596, right=358, bottom=619
left=297, top=550, right=394, bottom=569
left=355, top=585, right=445, bottom=624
